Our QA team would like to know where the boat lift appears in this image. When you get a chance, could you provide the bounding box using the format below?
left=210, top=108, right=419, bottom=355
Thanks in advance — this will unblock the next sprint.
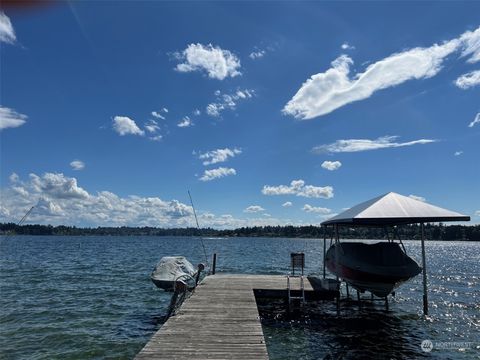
left=320, top=192, right=470, bottom=315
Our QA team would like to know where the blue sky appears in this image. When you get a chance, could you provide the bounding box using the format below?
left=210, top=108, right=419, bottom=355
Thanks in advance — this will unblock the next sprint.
left=1, top=1, right=479, bottom=227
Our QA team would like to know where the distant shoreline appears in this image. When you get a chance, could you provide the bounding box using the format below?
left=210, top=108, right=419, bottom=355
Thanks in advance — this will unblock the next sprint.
left=1, top=223, right=479, bottom=241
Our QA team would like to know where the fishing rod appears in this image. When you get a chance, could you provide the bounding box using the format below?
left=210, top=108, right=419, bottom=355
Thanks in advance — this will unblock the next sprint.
left=188, top=190, right=209, bottom=267
left=18, top=206, right=35, bottom=226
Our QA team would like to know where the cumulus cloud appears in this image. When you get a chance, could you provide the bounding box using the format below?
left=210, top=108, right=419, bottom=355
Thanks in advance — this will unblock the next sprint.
left=70, top=160, right=85, bottom=171
left=177, top=116, right=193, bottom=128
left=475, top=210, right=480, bottom=217
left=30, top=173, right=90, bottom=199
left=244, top=205, right=266, bottom=213
left=193, top=109, right=201, bottom=116
left=302, top=204, right=331, bottom=214
left=0, top=106, right=27, bottom=130
left=199, top=147, right=241, bottom=165
left=0, top=12, right=16, bottom=44
left=468, top=113, right=480, bottom=128
left=113, top=116, right=145, bottom=136
left=0, top=172, right=200, bottom=227
left=0, top=173, right=314, bottom=228
left=321, top=160, right=342, bottom=171
left=9, top=173, right=19, bottom=183
left=455, top=70, right=480, bottom=89
left=199, top=167, right=236, bottom=182
left=408, top=194, right=426, bottom=202
left=454, top=151, right=463, bottom=156
left=174, top=43, right=241, bottom=80
left=313, top=136, right=436, bottom=153
left=206, top=89, right=254, bottom=117
left=283, top=26, right=480, bottom=119
left=262, top=179, right=334, bottom=199
left=282, top=201, right=293, bottom=207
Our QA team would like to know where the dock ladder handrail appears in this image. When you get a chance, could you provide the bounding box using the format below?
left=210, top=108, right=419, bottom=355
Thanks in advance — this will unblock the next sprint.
left=287, top=252, right=305, bottom=304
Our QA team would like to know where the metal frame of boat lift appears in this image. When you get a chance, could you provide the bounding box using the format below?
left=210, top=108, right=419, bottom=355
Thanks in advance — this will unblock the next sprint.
left=320, top=194, right=471, bottom=315
left=321, top=224, right=420, bottom=312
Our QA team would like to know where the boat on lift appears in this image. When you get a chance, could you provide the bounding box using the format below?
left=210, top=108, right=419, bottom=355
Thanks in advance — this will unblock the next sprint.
left=325, top=241, right=421, bottom=297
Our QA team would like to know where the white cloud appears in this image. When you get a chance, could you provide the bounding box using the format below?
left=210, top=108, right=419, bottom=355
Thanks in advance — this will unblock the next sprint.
left=0, top=106, right=27, bottom=130
left=468, top=113, right=480, bottom=128
left=262, top=179, right=334, bottom=199
left=0, top=12, right=16, bottom=44
left=9, top=173, right=19, bottom=183
left=283, top=26, right=480, bottom=119
left=302, top=204, right=331, bottom=214
left=408, top=194, right=426, bottom=202
left=244, top=205, right=266, bottom=213
left=475, top=210, right=480, bottom=217
left=455, top=70, right=480, bottom=89
left=198, top=147, right=241, bottom=165
left=460, top=27, right=480, bottom=63
left=174, top=43, right=241, bottom=80
left=151, top=111, right=165, bottom=120
left=193, top=109, right=201, bottom=116
left=282, top=201, right=293, bottom=207
left=145, top=119, right=160, bottom=133
left=313, top=136, right=436, bottom=153
left=0, top=173, right=316, bottom=228
left=249, top=50, right=266, bottom=59
left=454, top=151, right=463, bottom=156
left=0, top=172, right=200, bottom=227
left=113, top=116, right=145, bottom=136
left=321, top=160, right=342, bottom=171
left=70, top=160, right=85, bottom=171
left=149, top=135, right=162, bottom=141
left=341, top=42, right=355, bottom=50
left=30, top=173, right=90, bottom=199
left=199, top=167, right=236, bottom=182
left=206, top=89, right=254, bottom=117
left=177, top=116, right=193, bottom=128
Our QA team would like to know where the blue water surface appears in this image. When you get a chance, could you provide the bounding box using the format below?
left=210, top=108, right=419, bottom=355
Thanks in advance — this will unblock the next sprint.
left=0, top=236, right=479, bottom=359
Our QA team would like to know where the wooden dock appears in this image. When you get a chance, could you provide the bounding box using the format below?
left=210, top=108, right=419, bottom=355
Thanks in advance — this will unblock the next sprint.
left=135, top=274, right=318, bottom=360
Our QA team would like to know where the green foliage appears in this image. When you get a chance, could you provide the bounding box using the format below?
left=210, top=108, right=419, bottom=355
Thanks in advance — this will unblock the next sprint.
left=0, top=222, right=479, bottom=240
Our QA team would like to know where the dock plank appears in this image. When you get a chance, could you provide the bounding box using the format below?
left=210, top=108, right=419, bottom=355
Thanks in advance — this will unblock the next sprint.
left=135, top=274, right=315, bottom=360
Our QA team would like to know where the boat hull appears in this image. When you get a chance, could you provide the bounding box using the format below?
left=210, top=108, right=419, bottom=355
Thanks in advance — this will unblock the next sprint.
left=325, top=242, right=421, bottom=297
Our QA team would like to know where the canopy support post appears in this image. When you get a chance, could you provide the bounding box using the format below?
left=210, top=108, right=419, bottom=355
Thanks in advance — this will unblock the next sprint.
left=334, top=224, right=339, bottom=282
left=323, top=225, right=327, bottom=279
left=421, top=223, right=428, bottom=315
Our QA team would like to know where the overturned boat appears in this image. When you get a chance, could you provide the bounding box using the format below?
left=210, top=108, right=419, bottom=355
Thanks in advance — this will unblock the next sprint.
left=151, top=256, right=200, bottom=291
left=325, top=242, right=421, bottom=297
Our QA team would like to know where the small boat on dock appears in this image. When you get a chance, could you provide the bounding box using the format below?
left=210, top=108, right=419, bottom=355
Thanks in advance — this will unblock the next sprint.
left=150, top=256, right=198, bottom=291
left=325, top=242, right=421, bottom=297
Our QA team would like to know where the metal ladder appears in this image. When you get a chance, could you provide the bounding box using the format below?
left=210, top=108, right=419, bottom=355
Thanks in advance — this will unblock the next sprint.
left=287, top=252, right=305, bottom=305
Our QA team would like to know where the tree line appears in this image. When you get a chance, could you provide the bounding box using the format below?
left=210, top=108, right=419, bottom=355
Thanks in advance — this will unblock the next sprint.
left=0, top=222, right=479, bottom=241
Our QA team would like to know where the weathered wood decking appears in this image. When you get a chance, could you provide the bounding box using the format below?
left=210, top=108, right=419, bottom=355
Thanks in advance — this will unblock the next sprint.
left=135, top=274, right=313, bottom=360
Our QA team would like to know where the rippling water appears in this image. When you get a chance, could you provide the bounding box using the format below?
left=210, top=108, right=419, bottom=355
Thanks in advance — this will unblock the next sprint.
left=0, top=236, right=479, bottom=359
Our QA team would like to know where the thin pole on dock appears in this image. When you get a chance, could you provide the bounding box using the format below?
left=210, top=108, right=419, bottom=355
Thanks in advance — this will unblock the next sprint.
left=421, top=223, right=428, bottom=315
left=212, top=253, right=217, bottom=275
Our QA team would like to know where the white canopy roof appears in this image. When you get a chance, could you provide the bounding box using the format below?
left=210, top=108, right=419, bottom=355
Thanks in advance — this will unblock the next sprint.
left=321, top=192, right=470, bottom=226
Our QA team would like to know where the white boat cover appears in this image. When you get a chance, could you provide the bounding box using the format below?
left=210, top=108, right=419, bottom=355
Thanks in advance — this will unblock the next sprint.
left=151, top=256, right=196, bottom=284
left=322, top=192, right=470, bottom=226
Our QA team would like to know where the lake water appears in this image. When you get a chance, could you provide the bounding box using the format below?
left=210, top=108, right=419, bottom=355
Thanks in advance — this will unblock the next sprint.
left=0, top=236, right=479, bottom=359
